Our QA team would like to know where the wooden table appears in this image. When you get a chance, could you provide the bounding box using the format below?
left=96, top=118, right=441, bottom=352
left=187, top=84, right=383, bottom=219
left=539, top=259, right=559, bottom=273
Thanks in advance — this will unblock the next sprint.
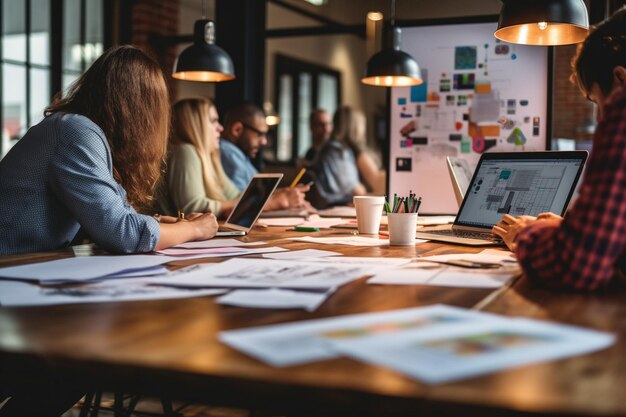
left=0, top=227, right=624, bottom=417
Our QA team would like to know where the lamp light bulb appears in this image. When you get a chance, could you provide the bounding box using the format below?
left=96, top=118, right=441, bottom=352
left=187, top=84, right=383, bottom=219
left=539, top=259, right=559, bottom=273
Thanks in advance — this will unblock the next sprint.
left=538, top=21, right=548, bottom=30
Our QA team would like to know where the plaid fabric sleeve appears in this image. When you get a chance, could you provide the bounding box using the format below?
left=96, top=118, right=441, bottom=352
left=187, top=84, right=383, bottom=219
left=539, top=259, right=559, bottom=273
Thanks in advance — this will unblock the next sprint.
left=515, top=89, right=626, bottom=291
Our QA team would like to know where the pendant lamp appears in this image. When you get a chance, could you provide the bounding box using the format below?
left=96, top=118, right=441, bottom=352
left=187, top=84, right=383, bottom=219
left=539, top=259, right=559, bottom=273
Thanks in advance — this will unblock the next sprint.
left=362, top=0, right=422, bottom=87
left=172, top=0, right=235, bottom=82
left=495, top=0, right=589, bottom=46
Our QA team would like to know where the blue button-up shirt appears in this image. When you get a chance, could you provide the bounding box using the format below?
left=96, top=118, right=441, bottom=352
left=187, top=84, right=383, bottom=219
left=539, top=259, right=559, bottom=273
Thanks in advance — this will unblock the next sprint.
left=0, top=113, right=159, bottom=255
left=220, top=138, right=258, bottom=191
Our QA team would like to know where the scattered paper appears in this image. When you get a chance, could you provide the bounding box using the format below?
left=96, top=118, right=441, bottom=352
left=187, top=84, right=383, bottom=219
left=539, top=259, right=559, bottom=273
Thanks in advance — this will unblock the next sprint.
left=156, top=246, right=287, bottom=257
left=289, top=236, right=391, bottom=247
left=262, top=249, right=342, bottom=260
left=258, top=218, right=305, bottom=227
left=331, top=316, right=615, bottom=385
left=219, top=305, right=502, bottom=367
left=216, top=288, right=332, bottom=312
left=300, top=257, right=412, bottom=266
left=419, top=249, right=517, bottom=264
left=145, top=258, right=373, bottom=291
left=0, top=255, right=184, bottom=284
left=368, top=268, right=515, bottom=288
left=219, top=305, right=614, bottom=384
left=368, top=249, right=519, bottom=288
left=172, top=239, right=267, bottom=249
left=416, top=215, right=457, bottom=226
left=299, top=215, right=345, bottom=229
left=318, top=206, right=356, bottom=218
left=104, top=265, right=170, bottom=279
left=0, top=279, right=226, bottom=307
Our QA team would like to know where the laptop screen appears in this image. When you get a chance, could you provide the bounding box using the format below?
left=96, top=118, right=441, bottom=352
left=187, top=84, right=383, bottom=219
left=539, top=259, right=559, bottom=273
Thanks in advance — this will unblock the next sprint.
left=455, top=152, right=587, bottom=229
left=226, top=175, right=282, bottom=229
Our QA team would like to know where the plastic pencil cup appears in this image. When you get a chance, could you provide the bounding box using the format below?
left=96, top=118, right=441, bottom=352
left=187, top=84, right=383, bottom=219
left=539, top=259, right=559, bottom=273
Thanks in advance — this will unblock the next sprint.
left=387, top=212, right=418, bottom=246
left=353, top=196, right=385, bottom=234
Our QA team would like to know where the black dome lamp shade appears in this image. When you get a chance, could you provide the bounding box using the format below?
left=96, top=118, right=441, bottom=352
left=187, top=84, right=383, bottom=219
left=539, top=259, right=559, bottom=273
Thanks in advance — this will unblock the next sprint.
left=362, top=0, right=422, bottom=87
left=362, top=27, right=422, bottom=87
left=494, top=0, right=589, bottom=46
left=172, top=19, right=235, bottom=82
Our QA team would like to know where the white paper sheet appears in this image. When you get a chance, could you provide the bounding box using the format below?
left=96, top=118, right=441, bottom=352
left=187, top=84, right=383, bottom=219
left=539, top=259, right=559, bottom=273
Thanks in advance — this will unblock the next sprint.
left=296, top=257, right=413, bottom=266
left=419, top=249, right=517, bottom=264
left=156, top=246, right=287, bottom=257
left=0, top=255, right=184, bottom=284
left=318, top=206, right=357, bottom=218
left=219, top=305, right=503, bottom=367
left=289, top=236, right=396, bottom=247
left=145, top=258, right=373, bottom=291
left=258, top=215, right=345, bottom=229
left=258, top=218, right=305, bottom=227
left=368, top=268, right=515, bottom=288
left=331, top=317, right=615, bottom=384
left=0, top=279, right=226, bottom=307
left=104, top=265, right=170, bottom=279
left=416, top=215, right=457, bottom=226
left=219, top=305, right=614, bottom=382
left=262, top=249, right=342, bottom=259
left=368, top=250, right=519, bottom=288
left=172, top=239, right=267, bottom=249
left=216, top=288, right=331, bottom=312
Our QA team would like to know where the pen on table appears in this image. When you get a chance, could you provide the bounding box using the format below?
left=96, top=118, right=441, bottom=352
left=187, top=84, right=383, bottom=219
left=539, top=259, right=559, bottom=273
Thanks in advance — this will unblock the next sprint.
left=290, top=168, right=306, bottom=188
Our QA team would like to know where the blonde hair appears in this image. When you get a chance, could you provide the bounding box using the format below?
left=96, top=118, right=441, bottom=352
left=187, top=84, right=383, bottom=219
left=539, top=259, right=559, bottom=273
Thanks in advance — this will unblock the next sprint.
left=46, top=46, right=170, bottom=213
left=171, top=98, right=230, bottom=201
left=331, top=106, right=366, bottom=150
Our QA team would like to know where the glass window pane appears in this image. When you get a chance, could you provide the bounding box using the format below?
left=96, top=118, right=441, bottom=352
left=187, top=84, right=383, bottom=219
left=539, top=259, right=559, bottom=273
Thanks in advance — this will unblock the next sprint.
left=318, top=74, right=338, bottom=116
left=2, top=64, right=27, bottom=141
left=2, top=0, right=27, bottom=62
left=62, top=71, right=80, bottom=93
left=85, top=0, right=103, bottom=67
left=30, top=68, right=50, bottom=127
left=277, top=75, right=293, bottom=162
left=298, top=73, right=312, bottom=157
left=63, top=0, right=82, bottom=71
left=30, top=0, right=50, bottom=65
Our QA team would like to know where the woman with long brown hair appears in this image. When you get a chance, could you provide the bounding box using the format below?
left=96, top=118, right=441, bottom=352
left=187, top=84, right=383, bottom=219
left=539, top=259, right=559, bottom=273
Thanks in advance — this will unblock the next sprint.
left=0, top=45, right=218, bottom=416
left=0, top=45, right=217, bottom=255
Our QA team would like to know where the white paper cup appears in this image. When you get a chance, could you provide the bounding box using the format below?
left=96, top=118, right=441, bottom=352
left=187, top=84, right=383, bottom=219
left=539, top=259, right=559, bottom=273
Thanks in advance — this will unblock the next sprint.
left=387, top=212, right=418, bottom=246
left=353, top=196, right=385, bottom=234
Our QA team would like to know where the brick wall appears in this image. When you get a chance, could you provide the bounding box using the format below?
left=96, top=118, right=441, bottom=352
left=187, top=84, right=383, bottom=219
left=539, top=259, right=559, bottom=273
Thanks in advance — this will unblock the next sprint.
left=130, top=0, right=180, bottom=100
left=552, top=45, right=596, bottom=141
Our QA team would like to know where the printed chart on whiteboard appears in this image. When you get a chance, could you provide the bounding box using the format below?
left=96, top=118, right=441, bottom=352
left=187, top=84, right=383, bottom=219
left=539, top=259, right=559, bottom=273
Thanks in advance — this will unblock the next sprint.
left=388, top=21, right=549, bottom=214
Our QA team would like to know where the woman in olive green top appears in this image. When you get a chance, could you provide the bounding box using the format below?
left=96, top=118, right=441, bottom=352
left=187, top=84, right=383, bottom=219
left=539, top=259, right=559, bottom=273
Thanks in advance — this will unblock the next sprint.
left=160, top=98, right=240, bottom=218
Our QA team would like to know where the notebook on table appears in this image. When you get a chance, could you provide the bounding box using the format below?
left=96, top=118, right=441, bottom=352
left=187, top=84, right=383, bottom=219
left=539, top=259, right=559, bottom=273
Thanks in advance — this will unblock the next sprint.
left=415, top=151, right=588, bottom=246
left=216, top=173, right=283, bottom=237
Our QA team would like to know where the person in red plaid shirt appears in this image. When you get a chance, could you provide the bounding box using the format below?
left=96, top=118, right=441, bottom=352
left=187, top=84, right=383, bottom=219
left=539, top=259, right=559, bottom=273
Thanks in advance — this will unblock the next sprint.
left=493, top=7, right=626, bottom=291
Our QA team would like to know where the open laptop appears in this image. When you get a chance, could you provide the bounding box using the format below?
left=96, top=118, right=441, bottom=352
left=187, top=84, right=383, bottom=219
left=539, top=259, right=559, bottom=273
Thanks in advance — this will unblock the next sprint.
left=415, top=151, right=588, bottom=246
left=446, top=156, right=473, bottom=207
left=216, top=173, right=283, bottom=237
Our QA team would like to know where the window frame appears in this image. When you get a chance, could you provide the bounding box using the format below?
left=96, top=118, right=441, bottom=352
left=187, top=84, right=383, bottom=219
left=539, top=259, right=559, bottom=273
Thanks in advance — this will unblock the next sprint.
left=0, top=0, right=111, bottom=157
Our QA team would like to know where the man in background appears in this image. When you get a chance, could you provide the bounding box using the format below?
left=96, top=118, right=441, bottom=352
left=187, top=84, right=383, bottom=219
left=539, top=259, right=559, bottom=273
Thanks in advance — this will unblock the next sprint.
left=220, top=102, right=309, bottom=208
left=304, top=108, right=332, bottom=162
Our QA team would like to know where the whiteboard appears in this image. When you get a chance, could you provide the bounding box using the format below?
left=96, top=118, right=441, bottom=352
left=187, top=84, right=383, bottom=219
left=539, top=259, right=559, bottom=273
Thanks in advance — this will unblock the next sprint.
left=388, top=21, right=550, bottom=214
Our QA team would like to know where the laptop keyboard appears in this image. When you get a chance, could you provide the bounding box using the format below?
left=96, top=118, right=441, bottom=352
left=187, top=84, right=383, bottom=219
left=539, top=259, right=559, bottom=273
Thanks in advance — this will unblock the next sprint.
left=426, top=229, right=502, bottom=242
